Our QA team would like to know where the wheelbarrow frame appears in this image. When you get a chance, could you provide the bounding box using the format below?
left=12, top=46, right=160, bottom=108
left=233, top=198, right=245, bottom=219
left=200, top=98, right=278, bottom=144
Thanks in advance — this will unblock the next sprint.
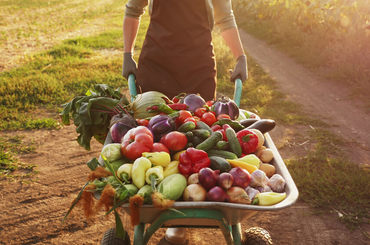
left=101, top=74, right=299, bottom=245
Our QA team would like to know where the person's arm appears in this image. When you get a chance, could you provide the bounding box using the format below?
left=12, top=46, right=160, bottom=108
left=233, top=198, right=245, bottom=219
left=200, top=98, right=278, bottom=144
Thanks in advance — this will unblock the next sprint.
left=220, top=27, right=245, bottom=59
left=123, top=17, right=140, bottom=53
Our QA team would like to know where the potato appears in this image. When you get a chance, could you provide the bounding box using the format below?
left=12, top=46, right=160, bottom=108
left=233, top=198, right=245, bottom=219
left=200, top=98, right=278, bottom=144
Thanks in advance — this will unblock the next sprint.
left=259, top=162, right=276, bottom=178
left=260, top=148, right=274, bottom=163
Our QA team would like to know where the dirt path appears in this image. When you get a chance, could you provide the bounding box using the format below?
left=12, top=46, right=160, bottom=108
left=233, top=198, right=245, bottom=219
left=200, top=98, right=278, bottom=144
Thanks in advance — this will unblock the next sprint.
left=1, top=29, right=370, bottom=244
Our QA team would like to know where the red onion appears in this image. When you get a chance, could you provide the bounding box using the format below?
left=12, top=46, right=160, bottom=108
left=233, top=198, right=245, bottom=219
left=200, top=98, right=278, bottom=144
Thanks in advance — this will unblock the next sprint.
left=229, top=167, right=251, bottom=189
left=226, top=186, right=251, bottom=204
left=147, top=114, right=176, bottom=141
left=110, top=122, right=135, bottom=143
left=198, top=168, right=220, bottom=190
left=213, top=96, right=239, bottom=120
left=180, top=94, right=206, bottom=112
left=187, top=173, right=199, bottom=185
left=183, top=184, right=207, bottom=201
left=206, top=186, right=230, bottom=202
left=218, top=172, right=234, bottom=190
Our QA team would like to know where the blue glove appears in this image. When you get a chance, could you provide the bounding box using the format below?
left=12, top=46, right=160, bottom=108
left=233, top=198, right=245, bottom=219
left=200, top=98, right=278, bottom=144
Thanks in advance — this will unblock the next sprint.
left=122, top=52, right=137, bottom=80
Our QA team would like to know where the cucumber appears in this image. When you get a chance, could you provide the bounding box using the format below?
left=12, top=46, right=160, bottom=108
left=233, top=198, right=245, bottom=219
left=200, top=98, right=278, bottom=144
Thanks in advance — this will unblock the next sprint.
left=182, top=131, right=194, bottom=142
left=195, top=121, right=213, bottom=134
left=225, top=127, right=242, bottom=157
left=206, top=149, right=238, bottom=160
left=195, top=131, right=223, bottom=151
left=209, top=156, right=232, bottom=173
left=246, top=119, right=276, bottom=134
left=212, top=118, right=245, bottom=132
left=216, top=141, right=229, bottom=150
left=191, top=136, right=204, bottom=147
left=192, top=129, right=211, bottom=139
left=178, top=121, right=196, bottom=132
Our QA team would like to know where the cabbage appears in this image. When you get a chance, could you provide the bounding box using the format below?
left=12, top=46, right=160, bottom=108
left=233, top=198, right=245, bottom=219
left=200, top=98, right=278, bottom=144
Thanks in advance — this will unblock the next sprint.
left=100, top=143, right=123, bottom=163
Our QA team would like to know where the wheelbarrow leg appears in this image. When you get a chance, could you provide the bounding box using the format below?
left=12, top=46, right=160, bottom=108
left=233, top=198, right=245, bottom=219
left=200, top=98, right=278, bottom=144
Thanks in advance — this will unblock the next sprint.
left=133, top=222, right=145, bottom=245
left=231, top=223, right=242, bottom=245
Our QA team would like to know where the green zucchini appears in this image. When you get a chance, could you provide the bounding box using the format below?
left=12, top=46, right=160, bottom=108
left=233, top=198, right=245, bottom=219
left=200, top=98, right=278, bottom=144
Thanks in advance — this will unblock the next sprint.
left=206, top=149, right=238, bottom=160
left=195, top=121, right=213, bottom=134
left=225, top=127, right=242, bottom=157
left=209, top=156, right=232, bottom=173
left=192, top=129, right=211, bottom=139
left=178, top=121, right=196, bottom=132
left=195, top=131, right=223, bottom=151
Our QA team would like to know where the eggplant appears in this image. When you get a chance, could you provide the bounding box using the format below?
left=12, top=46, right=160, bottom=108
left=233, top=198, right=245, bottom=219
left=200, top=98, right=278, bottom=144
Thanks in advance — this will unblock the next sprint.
left=246, top=119, right=276, bottom=134
left=213, top=96, right=239, bottom=120
left=148, top=114, right=177, bottom=141
left=239, top=118, right=259, bottom=128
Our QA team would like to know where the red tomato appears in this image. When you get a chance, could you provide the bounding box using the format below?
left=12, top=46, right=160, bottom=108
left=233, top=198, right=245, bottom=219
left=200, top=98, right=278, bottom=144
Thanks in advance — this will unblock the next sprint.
left=200, top=112, right=217, bottom=127
left=183, top=117, right=198, bottom=124
left=211, top=125, right=222, bottom=131
left=136, top=119, right=149, bottom=127
left=206, top=101, right=213, bottom=107
left=151, top=142, right=170, bottom=154
left=175, top=110, right=193, bottom=127
left=217, top=114, right=231, bottom=120
left=121, top=126, right=153, bottom=160
left=160, top=131, right=188, bottom=151
left=194, top=108, right=207, bottom=118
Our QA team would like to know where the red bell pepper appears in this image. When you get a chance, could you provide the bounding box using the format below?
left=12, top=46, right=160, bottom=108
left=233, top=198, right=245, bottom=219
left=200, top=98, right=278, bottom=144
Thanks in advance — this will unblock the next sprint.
left=121, top=126, right=154, bottom=160
left=178, top=147, right=211, bottom=175
left=236, top=129, right=259, bottom=155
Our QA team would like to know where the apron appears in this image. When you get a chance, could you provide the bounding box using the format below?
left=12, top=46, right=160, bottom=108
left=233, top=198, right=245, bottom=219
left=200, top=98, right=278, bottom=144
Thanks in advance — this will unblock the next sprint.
left=136, top=0, right=217, bottom=101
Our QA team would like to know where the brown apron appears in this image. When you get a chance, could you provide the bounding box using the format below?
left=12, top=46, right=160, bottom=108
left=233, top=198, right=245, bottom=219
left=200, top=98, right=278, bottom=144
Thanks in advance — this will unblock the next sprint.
left=136, top=0, right=217, bottom=101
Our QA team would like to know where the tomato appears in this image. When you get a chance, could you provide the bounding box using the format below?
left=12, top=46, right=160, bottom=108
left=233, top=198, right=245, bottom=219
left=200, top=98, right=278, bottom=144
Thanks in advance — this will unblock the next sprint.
left=136, top=119, right=149, bottom=127
left=183, top=117, right=198, bottom=124
left=160, top=131, right=188, bottom=151
left=206, top=101, right=213, bottom=107
left=217, top=114, right=231, bottom=120
left=172, top=97, right=180, bottom=103
left=194, top=108, right=207, bottom=118
left=175, top=110, right=193, bottom=127
left=151, top=142, right=170, bottom=154
left=200, top=112, right=217, bottom=127
left=121, top=126, right=153, bottom=160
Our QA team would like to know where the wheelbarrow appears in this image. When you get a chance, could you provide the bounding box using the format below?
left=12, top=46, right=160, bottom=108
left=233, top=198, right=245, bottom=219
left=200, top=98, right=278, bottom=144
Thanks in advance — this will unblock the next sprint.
left=99, top=74, right=299, bottom=244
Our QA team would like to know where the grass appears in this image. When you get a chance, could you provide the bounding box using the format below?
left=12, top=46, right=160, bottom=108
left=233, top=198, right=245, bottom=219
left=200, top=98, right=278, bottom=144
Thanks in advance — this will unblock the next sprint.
left=0, top=0, right=369, bottom=236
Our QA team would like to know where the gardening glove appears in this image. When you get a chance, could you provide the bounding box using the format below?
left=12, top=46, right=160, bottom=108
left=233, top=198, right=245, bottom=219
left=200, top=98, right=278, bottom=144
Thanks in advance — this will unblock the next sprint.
left=230, top=55, right=248, bottom=83
left=122, top=52, right=137, bottom=80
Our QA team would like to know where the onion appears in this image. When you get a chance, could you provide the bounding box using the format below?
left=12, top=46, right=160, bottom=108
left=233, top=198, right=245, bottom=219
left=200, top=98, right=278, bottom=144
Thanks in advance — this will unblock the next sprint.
left=110, top=122, right=135, bottom=143
left=226, top=186, right=251, bottom=204
left=213, top=96, right=240, bottom=120
left=187, top=173, right=199, bottom=185
left=198, top=168, right=220, bottom=191
left=180, top=94, right=206, bottom=112
left=183, top=184, right=207, bottom=201
left=147, top=114, right=176, bottom=141
left=218, top=172, right=234, bottom=190
left=206, top=186, right=230, bottom=202
left=229, top=167, right=251, bottom=189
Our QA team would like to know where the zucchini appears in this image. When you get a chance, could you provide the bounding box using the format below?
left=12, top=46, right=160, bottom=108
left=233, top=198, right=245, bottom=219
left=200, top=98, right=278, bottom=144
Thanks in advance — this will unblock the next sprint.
left=195, top=121, right=213, bottom=134
left=246, top=119, right=276, bottom=134
left=195, top=131, right=223, bottom=151
left=225, top=127, right=242, bottom=157
left=178, top=121, right=196, bottom=132
left=192, top=129, right=211, bottom=139
left=209, top=156, right=232, bottom=173
left=206, top=149, right=238, bottom=160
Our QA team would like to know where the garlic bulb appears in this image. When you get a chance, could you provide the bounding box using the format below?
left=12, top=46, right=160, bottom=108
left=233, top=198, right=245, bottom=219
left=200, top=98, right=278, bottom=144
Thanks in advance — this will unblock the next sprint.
left=267, top=174, right=286, bottom=193
left=245, top=186, right=260, bottom=201
left=249, top=170, right=269, bottom=188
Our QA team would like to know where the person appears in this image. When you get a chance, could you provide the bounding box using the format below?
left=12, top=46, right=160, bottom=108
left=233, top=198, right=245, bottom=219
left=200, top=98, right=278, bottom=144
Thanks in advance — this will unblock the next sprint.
left=122, top=0, right=247, bottom=243
left=122, top=0, right=248, bottom=102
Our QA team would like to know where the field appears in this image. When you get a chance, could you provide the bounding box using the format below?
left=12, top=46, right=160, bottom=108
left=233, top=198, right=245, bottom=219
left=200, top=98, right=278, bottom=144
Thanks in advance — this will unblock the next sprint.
left=1, top=0, right=370, bottom=244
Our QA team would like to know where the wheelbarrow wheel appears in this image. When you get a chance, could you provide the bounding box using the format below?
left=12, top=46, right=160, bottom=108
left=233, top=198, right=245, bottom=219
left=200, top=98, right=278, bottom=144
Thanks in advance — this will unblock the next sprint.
left=242, top=227, right=273, bottom=245
left=101, top=228, right=130, bottom=245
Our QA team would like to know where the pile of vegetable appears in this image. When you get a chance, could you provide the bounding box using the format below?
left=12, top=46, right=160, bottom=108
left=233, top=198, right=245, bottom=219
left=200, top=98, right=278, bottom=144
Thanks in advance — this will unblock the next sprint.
left=62, top=88, right=287, bottom=237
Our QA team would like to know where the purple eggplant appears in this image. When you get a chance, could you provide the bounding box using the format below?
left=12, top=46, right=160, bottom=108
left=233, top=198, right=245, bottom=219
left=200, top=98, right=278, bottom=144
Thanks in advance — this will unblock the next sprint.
left=180, top=94, right=206, bottom=112
left=213, top=96, right=239, bottom=120
left=148, top=114, right=177, bottom=141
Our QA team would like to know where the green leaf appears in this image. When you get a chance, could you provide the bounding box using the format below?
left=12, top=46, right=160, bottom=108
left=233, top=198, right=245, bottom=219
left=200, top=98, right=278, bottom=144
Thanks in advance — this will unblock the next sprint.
left=86, top=157, right=100, bottom=171
left=105, top=197, right=128, bottom=216
left=114, top=210, right=126, bottom=239
left=62, top=182, right=90, bottom=222
left=168, top=207, right=186, bottom=216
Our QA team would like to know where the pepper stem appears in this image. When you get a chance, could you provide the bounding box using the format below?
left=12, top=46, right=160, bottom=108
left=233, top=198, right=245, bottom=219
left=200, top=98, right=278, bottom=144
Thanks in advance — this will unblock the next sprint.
left=150, top=173, right=159, bottom=192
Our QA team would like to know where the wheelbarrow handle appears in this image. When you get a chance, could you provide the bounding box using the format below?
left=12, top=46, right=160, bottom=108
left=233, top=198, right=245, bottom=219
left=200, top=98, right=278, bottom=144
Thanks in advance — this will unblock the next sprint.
left=127, top=74, right=242, bottom=106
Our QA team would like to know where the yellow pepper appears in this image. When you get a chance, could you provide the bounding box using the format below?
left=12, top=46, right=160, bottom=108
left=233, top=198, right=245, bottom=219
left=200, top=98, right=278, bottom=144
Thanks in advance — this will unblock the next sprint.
left=227, top=159, right=258, bottom=174
left=172, top=150, right=186, bottom=161
left=142, top=151, right=171, bottom=167
left=117, top=163, right=133, bottom=182
left=163, top=160, right=180, bottom=178
left=236, top=154, right=261, bottom=169
left=132, top=157, right=152, bottom=189
left=254, top=192, right=286, bottom=206
left=145, top=165, right=164, bottom=186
